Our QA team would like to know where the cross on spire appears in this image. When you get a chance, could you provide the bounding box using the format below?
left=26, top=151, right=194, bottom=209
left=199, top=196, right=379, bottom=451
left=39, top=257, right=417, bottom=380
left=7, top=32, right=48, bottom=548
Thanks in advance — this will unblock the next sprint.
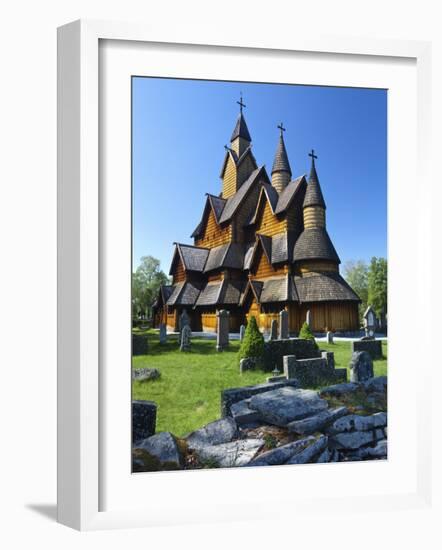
left=277, top=122, right=286, bottom=136
left=309, top=149, right=318, bottom=161
left=237, top=92, right=246, bottom=113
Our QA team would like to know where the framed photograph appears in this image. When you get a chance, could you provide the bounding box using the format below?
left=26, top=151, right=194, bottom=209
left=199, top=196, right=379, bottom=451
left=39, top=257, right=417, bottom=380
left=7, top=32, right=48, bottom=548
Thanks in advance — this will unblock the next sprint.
left=57, top=20, right=433, bottom=530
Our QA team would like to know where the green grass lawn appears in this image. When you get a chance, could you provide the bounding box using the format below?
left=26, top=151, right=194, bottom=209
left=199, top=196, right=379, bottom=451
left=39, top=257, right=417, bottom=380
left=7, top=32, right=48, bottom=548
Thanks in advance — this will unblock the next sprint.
left=132, top=329, right=387, bottom=437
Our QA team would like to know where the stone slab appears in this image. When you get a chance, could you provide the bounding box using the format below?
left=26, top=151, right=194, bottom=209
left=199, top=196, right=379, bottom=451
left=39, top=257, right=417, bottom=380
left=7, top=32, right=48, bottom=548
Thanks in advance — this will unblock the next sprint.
left=186, top=417, right=237, bottom=450
left=245, top=436, right=316, bottom=467
left=287, top=406, right=349, bottom=435
left=351, top=339, right=383, bottom=360
left=196, top=438, right=265, bottom=468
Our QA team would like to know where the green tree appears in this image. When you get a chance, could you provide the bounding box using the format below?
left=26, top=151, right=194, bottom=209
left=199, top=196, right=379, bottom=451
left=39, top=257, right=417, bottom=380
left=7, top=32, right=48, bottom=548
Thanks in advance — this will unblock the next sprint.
left=367, top=257, right=388, bottom=317
left=132, top=256, right=169, bottom=319
left=238, top=316, right=264, bottom=363
left=299, top=322, right=317, bottom=348
left=343, top=260, right=369, bottom=322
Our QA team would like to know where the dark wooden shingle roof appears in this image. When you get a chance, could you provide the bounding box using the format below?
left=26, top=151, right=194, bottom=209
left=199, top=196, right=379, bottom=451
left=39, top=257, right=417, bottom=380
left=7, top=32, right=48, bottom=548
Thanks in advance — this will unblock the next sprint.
left=295, top=272, right=360, bottom=303
left=303, top=159, right=326, bottom=209
left=275, top=175, right=306, bottom=214
left=293, top=228, right=340, bottom=263
left=175, top=243, right=209, bottom=272
left=230, top=112, right=251, bottom=142
left=272, top=134, right=291, bottom=175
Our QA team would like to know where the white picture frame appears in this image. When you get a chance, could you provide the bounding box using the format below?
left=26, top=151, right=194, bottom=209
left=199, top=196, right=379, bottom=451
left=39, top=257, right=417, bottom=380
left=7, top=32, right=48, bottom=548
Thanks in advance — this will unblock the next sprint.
left=57, top=19, right=433, bottom=531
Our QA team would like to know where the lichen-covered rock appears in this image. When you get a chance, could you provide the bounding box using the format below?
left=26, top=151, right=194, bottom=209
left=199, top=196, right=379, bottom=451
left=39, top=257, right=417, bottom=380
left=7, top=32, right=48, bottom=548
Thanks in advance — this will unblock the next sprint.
left=186, top=417, right=237, bottom=450
left=132, top=400, right=157, bottom=443
left=249, top=387, right=328, bottom=427
left=132, top=368, right=161, bottom=382
left=230, top=399, right=260, bottom=426
left=286, top=435, right=329, bottom=465
left=329, top=430, right=375, bottom=450
left=196, top=438, right=265, bottom=468
left=319, top=382, right=359, bottom=398
left=349, top=351, right=374, bottom=382
left=287, top=407, right=348, bottom=435
left=245, top=437, right=316, bottom=467
left=135, top=432, right=183, bottom=470
left=363, top=376, right=387, bottom=394
left=327, top=412, right=387, bottom=434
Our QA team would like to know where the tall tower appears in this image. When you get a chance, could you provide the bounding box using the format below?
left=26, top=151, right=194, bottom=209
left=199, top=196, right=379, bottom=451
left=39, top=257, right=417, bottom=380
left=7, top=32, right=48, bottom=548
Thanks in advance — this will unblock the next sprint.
left=230, top=94, right=251, bottom=158
left=221, top=94, right=256, bottom=198
left=271, top=123, right=292, bottom=193
left=303, top=149, right=326, bottom=228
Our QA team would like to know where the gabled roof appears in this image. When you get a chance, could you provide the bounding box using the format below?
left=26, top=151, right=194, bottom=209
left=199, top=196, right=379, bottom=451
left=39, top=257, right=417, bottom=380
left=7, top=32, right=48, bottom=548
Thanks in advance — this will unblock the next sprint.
left=295, top=272, right=360, bottom=303
left=243, top=243, right=255, bottom=270
left=190, top=194, right=226, bottom=239
left=272, top=134, right=292, bottom=175
left=160, top=285, right=175, bottom=304
left=260, top=275, right=298, bottom=303
left=169, top=243, right=209, bottom=274
left=271, top=232, right=295, bottom=264
left=219, top=166, right=269, bottom=223
left=204, top=242, right=245, bottom=272
left=293, top=228, right=340, bottom=263
left=256, top=234, right=272, bottom=263
left=195, top=279, right=246, bottom=307
left=230, top=112, right=251, bottom=142
left=244, top=181, right=279, bottom=226
left=303, top=158, right=326, bottom=209
left=219, top=145, right=258, bottom=180
left=166, top=281, right=204, bottom=307
left=275, top=175, right=306, bottom=214
left=166, top=281, right=185, bottom=306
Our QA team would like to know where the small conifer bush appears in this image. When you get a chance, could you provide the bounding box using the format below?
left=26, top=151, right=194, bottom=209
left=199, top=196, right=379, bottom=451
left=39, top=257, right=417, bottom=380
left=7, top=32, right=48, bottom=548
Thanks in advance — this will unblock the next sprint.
left=238, top=316, right=264, bottom=363
left=299, top=322, right=317, bottom=347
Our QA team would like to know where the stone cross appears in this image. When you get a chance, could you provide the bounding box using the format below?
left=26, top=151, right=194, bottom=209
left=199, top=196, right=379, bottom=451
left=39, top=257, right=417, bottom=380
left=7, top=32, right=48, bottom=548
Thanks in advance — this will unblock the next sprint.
left=159, top=323, right=167, bottom=345
left=306, top=309, right=311, bottom=327
left=270, top=319, right=278, bottom=340
left=216, top=309, right=230, bottom=351
left=180, top=325, right=192, bottom=352
left=279, top=310, right=289, bottom=339
left=239, top=324, right=246, bottom=342
left=179, top=309, right=190, bottom=332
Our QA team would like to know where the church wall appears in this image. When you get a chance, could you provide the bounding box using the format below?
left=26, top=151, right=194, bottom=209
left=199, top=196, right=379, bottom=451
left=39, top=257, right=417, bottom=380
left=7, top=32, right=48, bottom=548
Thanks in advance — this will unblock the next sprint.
left=222, top=156, right=237, bottom=198
left=195, top=209, right=231, bottom=248
left=257, top=200, right=287, bottom=236
left=297, top=261, right=338, bottom=274
left=289, top=302, right=359, bottom=332
left=172, top=257, right=186, bottom=283
left=252, top=248, right=287, bottom=279
left=304, top=206, right=326, bottom=228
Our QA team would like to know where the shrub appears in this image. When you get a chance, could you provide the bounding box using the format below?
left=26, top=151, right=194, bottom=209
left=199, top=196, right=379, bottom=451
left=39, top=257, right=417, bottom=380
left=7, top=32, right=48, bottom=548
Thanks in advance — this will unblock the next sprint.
left=238, top=316, right=264, bottom=364
left=299, top=322, right=318, bottom=348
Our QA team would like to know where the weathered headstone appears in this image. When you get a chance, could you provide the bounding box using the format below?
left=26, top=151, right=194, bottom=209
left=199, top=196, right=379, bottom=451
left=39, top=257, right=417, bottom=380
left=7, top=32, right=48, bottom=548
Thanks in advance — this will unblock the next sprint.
left=306, top=309, right=311, bottom=326
left=179, top=309, right=190, bottom=332
left=132, top=400, right=157, bottom=443
left=159, top=323, right=167, bottom=344
left=216, top=309, right=230, bottom=351
left=239, top=324, right=246, bottom=342
left=279, top=310, right=289, bottom=339
left=349, top=351, right=374, bottom=382
left=132, top=333, right=149, bottom=355
left=180, top=325, right=192, bottom=352
left=239, top=357, right=256, bottom=373
left=270, top=319, right=278, bottom=340
left=363, top=306, right=377, bottom=338
left=326, top=331, right=334, bottom=344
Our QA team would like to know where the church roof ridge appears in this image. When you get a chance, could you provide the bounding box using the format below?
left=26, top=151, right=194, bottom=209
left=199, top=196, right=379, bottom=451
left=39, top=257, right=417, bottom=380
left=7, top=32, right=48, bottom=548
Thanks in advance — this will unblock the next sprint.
left=271, top=126, right=292, bottom=175
left=303, top=150, right=326, bottom=209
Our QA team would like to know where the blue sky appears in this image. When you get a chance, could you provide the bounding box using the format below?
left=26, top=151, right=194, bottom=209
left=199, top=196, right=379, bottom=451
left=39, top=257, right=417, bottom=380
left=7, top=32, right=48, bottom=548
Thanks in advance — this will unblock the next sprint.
left=132, top=77, right=387, bottom=274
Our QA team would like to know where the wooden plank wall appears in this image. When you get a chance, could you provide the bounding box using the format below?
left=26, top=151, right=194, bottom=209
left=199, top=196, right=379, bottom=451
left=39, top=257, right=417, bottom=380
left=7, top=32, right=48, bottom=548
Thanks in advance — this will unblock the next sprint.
left=195, top=209, right=231, bottom=248
left=256, top=200, right=286, bottom=236
left=289, top=302, right=359, bottom=332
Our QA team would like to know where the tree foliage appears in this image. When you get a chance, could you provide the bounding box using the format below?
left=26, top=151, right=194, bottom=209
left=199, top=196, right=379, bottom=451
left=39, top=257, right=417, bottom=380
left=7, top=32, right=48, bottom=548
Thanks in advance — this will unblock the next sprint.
left=132, top=256, right=169, bottom=318
left=343, top=257, right=387, bottom=323
left=238, top=316, right=264, bottom=362
left=367, top=257, right=388, bottom=317
left=299, top=322, right=317, bottom=347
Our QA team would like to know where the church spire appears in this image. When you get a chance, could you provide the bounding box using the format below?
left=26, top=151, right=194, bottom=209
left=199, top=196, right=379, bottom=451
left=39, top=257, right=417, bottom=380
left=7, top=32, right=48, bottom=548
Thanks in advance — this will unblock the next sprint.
left=271, top=123, right=292, bottom=193
left=230, top=93, right=251, bottom=155
left=303, top=150, right=326, bottom=228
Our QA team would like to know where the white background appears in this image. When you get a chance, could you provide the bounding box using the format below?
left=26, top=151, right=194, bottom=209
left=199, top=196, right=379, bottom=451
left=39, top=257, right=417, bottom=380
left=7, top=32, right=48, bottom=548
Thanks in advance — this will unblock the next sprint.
left=1, top=1, right=442, bottom=548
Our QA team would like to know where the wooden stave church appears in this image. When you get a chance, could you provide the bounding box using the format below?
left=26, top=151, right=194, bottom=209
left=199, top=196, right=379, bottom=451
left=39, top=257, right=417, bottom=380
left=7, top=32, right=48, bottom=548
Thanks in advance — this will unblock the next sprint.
left=153, top=100, right=360, bottom=334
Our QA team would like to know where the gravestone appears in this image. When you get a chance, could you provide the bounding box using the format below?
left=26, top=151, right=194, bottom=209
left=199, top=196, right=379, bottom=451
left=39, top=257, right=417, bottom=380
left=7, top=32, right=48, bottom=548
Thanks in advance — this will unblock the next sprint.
left=179, top=309, right=190, bottom=332
left=132, top=400, right=157, bottom=443
left=159, top=323, right=167, bottom=344
left=306, top=310, right=311, bottom=326
left=270, top=319, right=278, bottom=340
left=363, top=306, right=377, bottom=338
left=132, top=333, right=149, bottom=356
left=239, top=324, right=246, bottom=342
left=216, top=309, right=230, bottom=351
left=326, top=331, right=334, bottom=344
left=180, top=325, right=192, bottom=352
left=349, top=351, right=374, bottom=382
left=279, top=310, right=289, bottom=339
